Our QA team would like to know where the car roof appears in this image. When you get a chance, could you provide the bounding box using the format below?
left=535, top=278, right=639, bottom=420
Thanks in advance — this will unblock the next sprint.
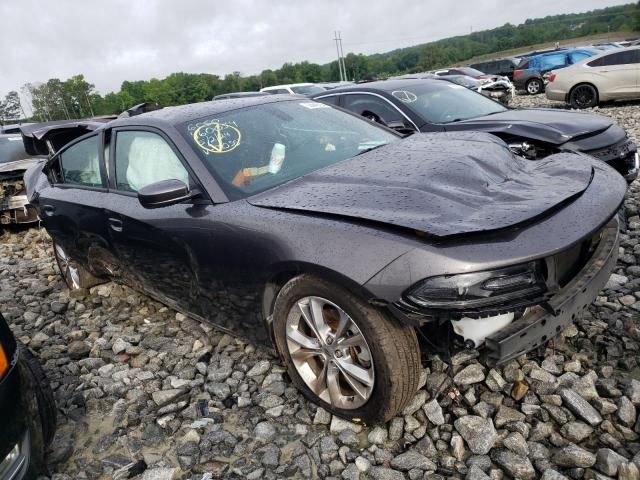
left=582, top=45, right=640, bottom=61
left=109, top=94, right=309, bottom=127
left=261, top=83, right=316, bottom=89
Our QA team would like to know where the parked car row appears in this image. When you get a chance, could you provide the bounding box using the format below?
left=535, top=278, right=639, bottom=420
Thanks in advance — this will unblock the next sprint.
left=15, top=73, right=633, bottom=422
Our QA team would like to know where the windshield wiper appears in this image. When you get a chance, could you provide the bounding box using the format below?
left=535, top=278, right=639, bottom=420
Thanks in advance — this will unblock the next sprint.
left=353, top=143, right=388, bottom=157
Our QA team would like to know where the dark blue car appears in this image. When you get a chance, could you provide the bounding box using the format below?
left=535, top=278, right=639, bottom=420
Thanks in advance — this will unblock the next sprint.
left=513, top=48, right=599, bottom=94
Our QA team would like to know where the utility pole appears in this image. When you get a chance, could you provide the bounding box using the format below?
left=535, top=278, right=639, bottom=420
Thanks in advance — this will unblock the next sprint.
left=338, top=31, right=348, bottom=82
left=334, top=31, right=344, bottom=81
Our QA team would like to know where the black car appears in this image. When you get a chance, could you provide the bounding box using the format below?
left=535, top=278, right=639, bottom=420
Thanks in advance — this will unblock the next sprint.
left=213, top=92, right=270, bottom=101
left=23, top=96, right=624, bottom=422
left=469, top=57, right=520, bottom=80
left=310, top=79, right=639, bottom=181
left=0, top=313, right=56, bottom=478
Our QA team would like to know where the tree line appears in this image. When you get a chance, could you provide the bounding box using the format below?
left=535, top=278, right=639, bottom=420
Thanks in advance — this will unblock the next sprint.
left=2, top=2, right=638, bottom=124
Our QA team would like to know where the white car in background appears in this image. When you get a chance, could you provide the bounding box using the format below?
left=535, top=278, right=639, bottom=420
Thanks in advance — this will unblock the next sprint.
left=545, top=46, right=640, bottom=108
left=260, top=83, right=326, bottom=95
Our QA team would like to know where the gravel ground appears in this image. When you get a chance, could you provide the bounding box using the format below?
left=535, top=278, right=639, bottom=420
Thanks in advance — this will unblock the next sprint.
left=3, top=94, right=640, bottom=479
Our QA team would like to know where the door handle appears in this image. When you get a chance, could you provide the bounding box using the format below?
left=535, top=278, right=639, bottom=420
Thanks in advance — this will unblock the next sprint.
left=108, top=217, right=123, bottom=232
left=42, top=205, right=56, bottom=216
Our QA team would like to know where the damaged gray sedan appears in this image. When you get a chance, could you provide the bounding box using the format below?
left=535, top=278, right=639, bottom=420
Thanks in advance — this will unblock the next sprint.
left=23, top=96, right=625, bottom=422
left=0, top=134, right=40, bottom=225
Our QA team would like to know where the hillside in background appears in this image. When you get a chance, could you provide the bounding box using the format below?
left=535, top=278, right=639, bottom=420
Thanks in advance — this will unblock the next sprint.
left=3, top=2, right=639, bottom=122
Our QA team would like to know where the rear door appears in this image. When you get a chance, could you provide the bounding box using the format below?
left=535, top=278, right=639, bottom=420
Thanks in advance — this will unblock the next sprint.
left=103, top=127, right=212, bottom=315
left=587, top=50, right=638, bottom=98
left=37, top=132, right=112, bottom=275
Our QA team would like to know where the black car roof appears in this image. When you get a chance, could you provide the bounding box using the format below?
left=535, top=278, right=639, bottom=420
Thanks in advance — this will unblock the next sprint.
left=113, top=94, right=306, bottom=127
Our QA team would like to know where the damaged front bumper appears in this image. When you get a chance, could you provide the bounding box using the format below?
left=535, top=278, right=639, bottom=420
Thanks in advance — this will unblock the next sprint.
left=0, top=180, right=38, bottom=225
left=484, top=218, right=619, bottom=364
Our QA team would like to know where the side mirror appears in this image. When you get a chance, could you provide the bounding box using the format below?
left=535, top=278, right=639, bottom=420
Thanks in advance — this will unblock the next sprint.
left=386, top=120, right=417, bottom=136
left=137, top=179, right=192, bottom=209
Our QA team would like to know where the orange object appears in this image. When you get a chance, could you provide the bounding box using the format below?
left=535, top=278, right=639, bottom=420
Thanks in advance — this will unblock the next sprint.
left=232, top=168, right=251, bottom=187
left=0, top=344, right=8, bottom=379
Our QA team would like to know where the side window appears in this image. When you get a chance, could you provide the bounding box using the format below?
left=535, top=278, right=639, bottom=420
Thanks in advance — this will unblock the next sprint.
left=601, top=50, right=638, bottom=66
left=316, top=95, right=340, bottom=106
left=115, top=130, right=190, bottom=193
left=59, top=135, right=102, bottom=187
left=569, top=52, right=591, bottom=64
left=540, top=54, right=568, bottom=71
left=342, top=94, right=403, bottom=125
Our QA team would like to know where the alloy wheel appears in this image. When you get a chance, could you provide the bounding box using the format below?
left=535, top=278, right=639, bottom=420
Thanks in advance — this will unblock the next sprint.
left=527, top=80, right=541, bottom=95
left=285, top=296, right=375, bottom=409
left=54, top=243, right=81, bottom=289
left=572, top=85, right=595, bottom=108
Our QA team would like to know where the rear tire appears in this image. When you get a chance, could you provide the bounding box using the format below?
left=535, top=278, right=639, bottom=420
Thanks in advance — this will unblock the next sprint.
left=526, top=78, right=543, bottom=95
left=570, top=84, right=598, bottom=109
left=272, top=274, right=421, bottom=423
left=52, top=240, right=101, bottom=290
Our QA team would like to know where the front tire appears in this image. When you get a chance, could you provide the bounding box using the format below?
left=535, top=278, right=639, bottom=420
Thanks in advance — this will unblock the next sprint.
left=272, top=275, right=421, bottom=423
left=526, top=78, right=543, bottom=95
left=570, top=84, right=598, bottom=109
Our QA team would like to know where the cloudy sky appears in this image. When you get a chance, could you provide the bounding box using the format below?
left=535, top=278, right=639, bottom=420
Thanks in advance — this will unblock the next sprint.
left=1, top=0, right=628, bottom=97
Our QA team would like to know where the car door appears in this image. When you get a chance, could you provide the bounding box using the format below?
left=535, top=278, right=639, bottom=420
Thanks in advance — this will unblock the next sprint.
left=587, top=50, right=638, bottom=98
left=103, top=127, right=214, bottom=316
left=37, top=132, right=112, bottom=276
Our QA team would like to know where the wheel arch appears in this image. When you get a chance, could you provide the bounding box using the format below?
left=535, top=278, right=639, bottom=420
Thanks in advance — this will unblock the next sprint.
left=260, top=262, right=379, bottom=349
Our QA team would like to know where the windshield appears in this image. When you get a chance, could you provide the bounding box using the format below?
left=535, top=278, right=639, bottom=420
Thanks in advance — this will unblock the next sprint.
left=458, top=67, right=486, bottom=77
left=181, top=100, right=399, bottom=199
left=290, top=85, right=326, bottom=95
left=444, top=76, right=481, bottom=88
left=0, top=136, right=29, bottom=163
left=390, top=82, right=507, bottom=123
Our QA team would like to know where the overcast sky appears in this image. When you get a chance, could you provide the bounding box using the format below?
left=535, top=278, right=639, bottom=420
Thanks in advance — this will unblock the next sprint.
left=1, top=0, right=628, bottom=97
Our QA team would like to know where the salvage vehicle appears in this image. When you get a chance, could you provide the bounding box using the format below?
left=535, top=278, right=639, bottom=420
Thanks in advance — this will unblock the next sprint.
left=513, top=48, right=599, bottom=95
left=0, top=134, right=41, bottom=225
left=213, top=92, right=270, bottom=100
left=469, top=57, right=520, bottom=80
left=392, top=73, right=513, bottom=105
left=0, top=312, right=56, bottom=478
left=23, top=96, right=625, bottom=422
left=437, top=75, right=512, bottom=105
left=434, top=66, right=493, bottom=80
left=546, top=47, right=640, bottom=109
left=260, top=83, right=325, bottom=95
left=310, top=79, right=639, bottom=181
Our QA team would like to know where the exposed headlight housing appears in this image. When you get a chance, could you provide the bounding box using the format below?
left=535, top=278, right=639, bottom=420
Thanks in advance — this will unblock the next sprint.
left=404, top=261, right=547, bottom=311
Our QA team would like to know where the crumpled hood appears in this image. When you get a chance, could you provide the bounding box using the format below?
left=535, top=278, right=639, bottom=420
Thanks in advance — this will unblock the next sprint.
left=447, top=108, right=614, bottom=145
left=248, top=132, right=594, bottom=237
left=0, top=158, right=39, bottom=175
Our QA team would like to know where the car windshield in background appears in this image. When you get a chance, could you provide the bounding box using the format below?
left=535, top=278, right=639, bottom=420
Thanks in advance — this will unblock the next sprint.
left=458, top=67, right=486, bottom=77
left=445, top=76, right=482, bottom=88
left=390, top=82, right=507, bottom=123
left=290, top=85, right=326, bottom=95
left=0, top=136, right=29, bottom=163
left=180, top=101, right=399, bottom=199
